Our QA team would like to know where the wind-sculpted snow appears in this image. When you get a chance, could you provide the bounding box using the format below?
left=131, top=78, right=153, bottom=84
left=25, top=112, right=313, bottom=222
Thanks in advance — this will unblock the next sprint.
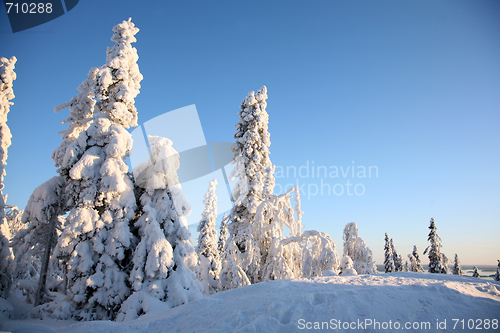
left=2, top=273, right=499, bottom=332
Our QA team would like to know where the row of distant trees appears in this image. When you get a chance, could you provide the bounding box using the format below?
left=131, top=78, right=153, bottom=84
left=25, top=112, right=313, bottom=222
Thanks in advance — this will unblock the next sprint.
left=384, top=217, right=500, bottom=280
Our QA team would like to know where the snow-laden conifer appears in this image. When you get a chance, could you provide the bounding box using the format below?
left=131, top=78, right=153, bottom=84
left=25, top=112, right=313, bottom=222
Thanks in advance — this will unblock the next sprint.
left=219, top=240, right=251, bottom=291
left=472, top=266, right=480, bottom=278
left=351, top=237, right=377, bottom=274
left=55, top=19, right=143, bottom=320
left=411, top=245, right=423, bottom=272
left=11, top=177, right=66, bottom=306
left=0, top=56, right=16, bottom=299
left=118, top=136, right=203, bottom=321
left=494, top=260, right=499, bottom=282
left=390, top=238, right=402, bottom=272
left=452, top=254, right=463, bottom=276
left=342, top=223, right=376, bottom=274
left=196, top=179, right=220, bottom=295
left=384, top=233, right=394, bottom=273
left=227, top=86, right=272, bottom=283
left=342, top=222, right=358, bottom=259
left=254, top=186, right=304, bottom=281
left=424, top=218, right=447, bottom=274
left=403, top=260, right=409, bottom=272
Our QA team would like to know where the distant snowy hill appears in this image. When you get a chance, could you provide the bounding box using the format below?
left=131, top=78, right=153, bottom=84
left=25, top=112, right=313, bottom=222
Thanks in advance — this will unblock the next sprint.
left=1, top=273, right=499, bottom=333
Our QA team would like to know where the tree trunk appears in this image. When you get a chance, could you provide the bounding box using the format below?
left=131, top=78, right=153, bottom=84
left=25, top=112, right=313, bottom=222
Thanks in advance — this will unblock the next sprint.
left=34, top=212, right=57, bottom=306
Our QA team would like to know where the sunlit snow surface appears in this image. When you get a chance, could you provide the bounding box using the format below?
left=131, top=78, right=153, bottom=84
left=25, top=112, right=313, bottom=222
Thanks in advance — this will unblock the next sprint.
left=1, top=273, right=499, bottom=332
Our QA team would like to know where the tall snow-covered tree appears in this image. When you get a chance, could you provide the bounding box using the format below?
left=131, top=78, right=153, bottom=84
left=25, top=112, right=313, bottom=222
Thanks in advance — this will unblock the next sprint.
left=55, top=19, right=143, bottom=320
left=390, top=238, right=402, bottom=272
left=424, top=217, right=447, bottom=274
left=227, top=86, right=272, bottom=283
left=218, top=213, right=228, bottom=255
left=118, top=136, right=203, bottom=321
left=10, top=177, right=66, bottom=306
left=196, top=179, right=220, bottom=295
left=384, top=233, right=394, bottom=273
left=494, top=260, right=499, bottom=282
left=221, top=86, right=340, bottom=288
left=472, top=266, right=480, bottom=278
left=452, top=254, right=463, bottom=276
left=0, top=56, right=16, bottom=299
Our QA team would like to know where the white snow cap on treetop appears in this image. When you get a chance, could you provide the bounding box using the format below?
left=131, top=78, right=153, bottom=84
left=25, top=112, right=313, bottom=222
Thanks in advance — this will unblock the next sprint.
left=134, top=135, right=181, bottom=192
left=111, top=18, right=139, bottom=45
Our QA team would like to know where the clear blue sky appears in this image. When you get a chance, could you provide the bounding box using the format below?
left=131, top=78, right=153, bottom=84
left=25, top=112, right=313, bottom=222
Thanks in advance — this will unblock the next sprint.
left=1, top=0, right=499, bottom=265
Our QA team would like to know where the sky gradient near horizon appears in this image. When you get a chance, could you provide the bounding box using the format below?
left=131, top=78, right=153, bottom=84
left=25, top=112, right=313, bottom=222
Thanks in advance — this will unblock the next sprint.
left=1, top=0, right=499, bottom=265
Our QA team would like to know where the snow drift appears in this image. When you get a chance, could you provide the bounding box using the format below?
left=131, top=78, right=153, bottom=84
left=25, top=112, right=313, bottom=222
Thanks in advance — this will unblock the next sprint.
left=1, top=272, right=499, bottom=332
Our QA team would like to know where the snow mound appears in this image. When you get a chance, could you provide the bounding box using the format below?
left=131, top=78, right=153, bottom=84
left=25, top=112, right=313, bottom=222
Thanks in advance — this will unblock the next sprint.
left=1, top=273, right=499, bottom=332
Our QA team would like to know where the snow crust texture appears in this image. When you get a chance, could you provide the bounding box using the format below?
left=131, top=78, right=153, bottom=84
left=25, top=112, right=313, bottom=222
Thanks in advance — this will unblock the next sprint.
left=2, top=273, right=499, bottom=333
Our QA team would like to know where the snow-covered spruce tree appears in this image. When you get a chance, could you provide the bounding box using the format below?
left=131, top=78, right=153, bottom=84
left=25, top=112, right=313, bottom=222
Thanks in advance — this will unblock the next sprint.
left=398, top=255, right=406, bottom=271
left=227, top=86, right=272, bottom=283
left=10, top=177, right=66, bottom=306
left=441, top=253, right=450, bottom=274
left=494, top=260, right=499, bottom=282
left=390, top=238, right=402, bottom=272
left=384, top=233, right=394, bottom=273
left=403, top=260, right=409, bottom=272
left=342, top=223, right=376, bottom=275
left=452, top=254, right=463, bottom=276
left=55, top=19, right=143, bottom=320
left=411, top=245, right=424, bottom=272
left=218, top=213, right=228, bottom=255
left=196, top=179, right=220, bottom=296
left=0, top=56, right=16, bottom=300
left=472, top=266, right=480, bottom=278
left=423, top=217, right=446, bottom=274
left=117, top=136, right=203, bottom=321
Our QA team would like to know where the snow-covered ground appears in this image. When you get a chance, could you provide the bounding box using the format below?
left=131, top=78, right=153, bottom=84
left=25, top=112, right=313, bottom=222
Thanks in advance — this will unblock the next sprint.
left=1, top=272, right=499, bottom=332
